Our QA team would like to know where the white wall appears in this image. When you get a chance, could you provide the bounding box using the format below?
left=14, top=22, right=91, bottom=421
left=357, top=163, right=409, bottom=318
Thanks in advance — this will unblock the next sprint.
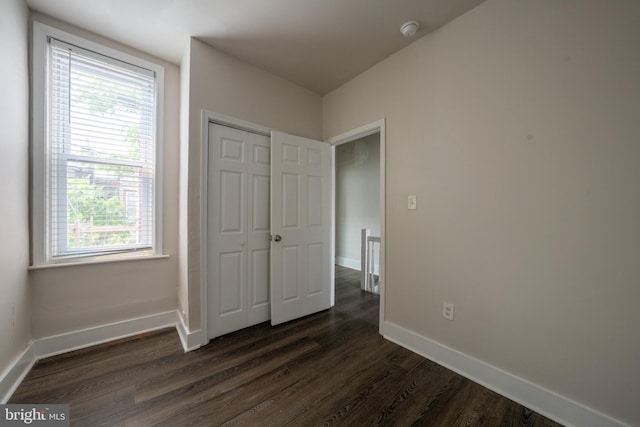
left=335, top=133, right=380, bottom=269
left=181, top=38, right=323, bottom=332
left=29, top=14, right=180, bottom=338
left=323, top=0, right=640, bottom=425
left=0, top=0, right=31, bottom=378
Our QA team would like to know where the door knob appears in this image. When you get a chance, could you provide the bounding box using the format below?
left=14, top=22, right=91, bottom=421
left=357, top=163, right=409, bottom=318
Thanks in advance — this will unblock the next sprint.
left=240, top=241, right=245, bottom=246
left=274, top=234, right=282, bottom=242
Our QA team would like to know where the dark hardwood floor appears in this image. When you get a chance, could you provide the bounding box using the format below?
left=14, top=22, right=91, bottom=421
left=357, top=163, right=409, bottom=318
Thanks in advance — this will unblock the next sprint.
left=11, top=266, right=563, bottom=426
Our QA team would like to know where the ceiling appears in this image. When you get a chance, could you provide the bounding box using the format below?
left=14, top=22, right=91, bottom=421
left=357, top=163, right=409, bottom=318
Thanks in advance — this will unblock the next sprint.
left=25, top=0, right=486, bottom=95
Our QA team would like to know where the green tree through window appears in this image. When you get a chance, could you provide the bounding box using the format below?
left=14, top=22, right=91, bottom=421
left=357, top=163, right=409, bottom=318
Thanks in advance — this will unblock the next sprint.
left=46, top=35, right=156, bottom=257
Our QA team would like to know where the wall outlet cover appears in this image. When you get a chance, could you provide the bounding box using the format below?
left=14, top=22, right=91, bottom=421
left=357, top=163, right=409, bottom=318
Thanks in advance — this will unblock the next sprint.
left=443, top=302, right=455, bottom=321
left=408, top=195, right=417, bottom=210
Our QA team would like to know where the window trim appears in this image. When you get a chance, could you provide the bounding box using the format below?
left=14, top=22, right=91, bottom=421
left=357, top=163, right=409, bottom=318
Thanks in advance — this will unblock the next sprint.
left=32, top=21, right=164, bottom=266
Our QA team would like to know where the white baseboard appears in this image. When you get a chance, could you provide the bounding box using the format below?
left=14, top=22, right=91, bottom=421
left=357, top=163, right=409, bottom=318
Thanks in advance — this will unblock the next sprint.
left=0, top=345, right=35, bottom=403
left=335, top=256, right=360, bottom=270
left=1, top=309, right=203, bottom=403
left=382, top=321, right=628, bottom=427
left=176, top=310, right=203, bottom=352
left=335, top=256, right=380, bottom=274
left=32, top=310, right=177, bottom=359
left=7, top=314, right=623, bottom=426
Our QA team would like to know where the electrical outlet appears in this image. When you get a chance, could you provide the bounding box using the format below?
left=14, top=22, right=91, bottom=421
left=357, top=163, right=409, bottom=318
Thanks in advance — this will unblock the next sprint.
left=442, top=302, right=455, bottom=321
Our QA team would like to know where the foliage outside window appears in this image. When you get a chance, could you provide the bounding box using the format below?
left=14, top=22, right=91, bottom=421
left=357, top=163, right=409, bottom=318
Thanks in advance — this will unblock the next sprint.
left=33, top=23, right=163, bottom=264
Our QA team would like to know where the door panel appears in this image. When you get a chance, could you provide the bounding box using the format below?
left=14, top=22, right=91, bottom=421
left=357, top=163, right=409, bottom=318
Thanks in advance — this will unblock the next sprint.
left=251, top=249, right=270, bottom=306
left=307, top=148, right=323, bottom=167
left=209, top=124, right=332, bottom=335
left=307, top=176, right=322, bottom=226
left=282, top=144, right=300, bottom=163
left=220, top=171, right=243, bottom=233
left=307, top=243, right=323, bottom=295
left=219, top=251, right=243, bottom=315
left=208, top=123, right=271, bottom=338
left=253, top=145, right=270, bottom=165
left=282, top=245, right=300, bottom=302
left=252, top=175, right=270, bottom=231
left=282, top=173, right=300, bottom=228
left=221, top=137, right=243, bottom=161
left=246, top=132, right=271, bottom=326
left=271, top=131, right=332, bottom=325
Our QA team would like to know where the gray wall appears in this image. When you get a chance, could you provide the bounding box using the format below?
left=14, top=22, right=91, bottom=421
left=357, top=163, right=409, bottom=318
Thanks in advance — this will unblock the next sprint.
left=0, top=0, right=30, bottom=379
left=335, top=133, right=380, bottom=269
left=29, top=13, right=180, bottom=338
left=6, top=0, right=638, bottom=423
left=323, top=0, right=640, bottom=424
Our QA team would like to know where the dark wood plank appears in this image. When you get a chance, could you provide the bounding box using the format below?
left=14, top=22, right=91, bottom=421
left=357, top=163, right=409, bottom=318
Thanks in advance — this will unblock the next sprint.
left=10, top=266, right=564, bottom=427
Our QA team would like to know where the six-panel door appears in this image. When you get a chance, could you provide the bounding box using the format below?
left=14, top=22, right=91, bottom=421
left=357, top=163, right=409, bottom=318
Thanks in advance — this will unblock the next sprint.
left=270, top=131, right=332, bottom=325
left=207, top=123, right=271, bottom=338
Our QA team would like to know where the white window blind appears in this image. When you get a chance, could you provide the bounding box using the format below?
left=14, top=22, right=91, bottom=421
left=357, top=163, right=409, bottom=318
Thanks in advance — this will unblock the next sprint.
left=47, top=37, right=157, bottom=259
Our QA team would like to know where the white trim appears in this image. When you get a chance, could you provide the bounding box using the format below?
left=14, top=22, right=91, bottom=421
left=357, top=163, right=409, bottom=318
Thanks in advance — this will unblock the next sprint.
left=1, top=310, right=199, bottom=403
left=326, top=119, right=386, bottom=332
left=176, top=310, right=204, bottom=352
left=28, top=254, right=169, bottom=270
left=154, top=53, right=165, bottom=259
left=326, top=121, right=381, bottom=144
left=330, top=147, right=336, bottom=306
left=6, top=311, right=622, bottom=427
left=32, top=311, right=177, bottom=359
left=203, top=110, right=271, bottom=136
left=32, top=22, right=163, bottom=76
left=200, top=111, right=209, bottom=344
left=32, top=22, right=47, bottom=266
left=31, top=21, right=165, bottom=267
left=335, top=256, right=361, bottom=271
left=0, top=345, right=36, bottom=403
left=383, top=321, right=629, bottom=427
left=200, top=110, right=273, bottom=344
left=335, top=256, right=380, bottom=275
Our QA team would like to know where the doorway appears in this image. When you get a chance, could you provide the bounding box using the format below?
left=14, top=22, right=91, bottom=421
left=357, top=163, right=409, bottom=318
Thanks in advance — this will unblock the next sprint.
left=328, top=119, right=386, bottom=333
left=201, top=113, right=385, bottom=340
left=335, top=133, right=381, bottom=293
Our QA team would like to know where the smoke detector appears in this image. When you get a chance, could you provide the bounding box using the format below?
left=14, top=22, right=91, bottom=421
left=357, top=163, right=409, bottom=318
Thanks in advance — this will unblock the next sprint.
left=400, top=21, right=420, bottom=38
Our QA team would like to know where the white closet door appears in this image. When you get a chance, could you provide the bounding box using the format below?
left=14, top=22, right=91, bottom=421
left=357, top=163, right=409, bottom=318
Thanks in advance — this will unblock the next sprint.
left=208, top=123, right=270, bottom=338
left=270, top=131, right=332, bottom=325
left=247, top=132, right=271, bottom=325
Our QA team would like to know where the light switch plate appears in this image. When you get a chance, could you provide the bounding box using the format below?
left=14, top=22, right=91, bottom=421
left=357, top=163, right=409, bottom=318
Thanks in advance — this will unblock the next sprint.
left=408, top=195, right=417, bottom=210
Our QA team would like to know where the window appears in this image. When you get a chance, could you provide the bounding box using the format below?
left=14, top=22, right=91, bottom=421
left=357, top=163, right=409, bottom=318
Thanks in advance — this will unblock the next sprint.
left=32, top=23, right=164, bottom=265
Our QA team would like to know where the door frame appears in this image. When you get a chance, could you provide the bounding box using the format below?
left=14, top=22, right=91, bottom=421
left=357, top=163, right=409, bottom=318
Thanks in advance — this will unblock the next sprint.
left=200, top=110, right=272, bottom=342
left=326, top=119, right=386, bottom=334
left=200, top=112, right=386, bottom=341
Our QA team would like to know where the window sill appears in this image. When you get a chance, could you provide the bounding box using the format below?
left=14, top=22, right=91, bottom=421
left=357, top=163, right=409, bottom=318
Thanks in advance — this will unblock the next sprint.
left=28, top=253, right=170, bottom=270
